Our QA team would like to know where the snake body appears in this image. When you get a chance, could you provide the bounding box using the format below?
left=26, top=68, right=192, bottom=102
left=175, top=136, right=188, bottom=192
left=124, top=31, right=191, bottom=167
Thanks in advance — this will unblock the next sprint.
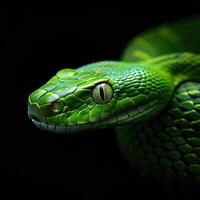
left=28, top=16, right=200, bottom=186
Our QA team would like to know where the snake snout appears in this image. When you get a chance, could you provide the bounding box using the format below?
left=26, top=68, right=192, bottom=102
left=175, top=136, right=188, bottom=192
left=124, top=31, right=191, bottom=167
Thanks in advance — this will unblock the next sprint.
left=28, top=112, right=40, bottom=122
left=28, top=97, right=46, bottom=123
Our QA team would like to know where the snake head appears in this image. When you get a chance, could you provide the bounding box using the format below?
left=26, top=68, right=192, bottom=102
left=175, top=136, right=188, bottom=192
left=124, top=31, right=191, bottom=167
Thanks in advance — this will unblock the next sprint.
left=28, top=61, right=173, bottom=133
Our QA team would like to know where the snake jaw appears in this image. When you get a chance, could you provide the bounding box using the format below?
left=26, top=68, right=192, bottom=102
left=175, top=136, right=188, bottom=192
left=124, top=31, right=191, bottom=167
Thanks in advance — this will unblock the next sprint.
left=28, top=98, right=161, bottom=134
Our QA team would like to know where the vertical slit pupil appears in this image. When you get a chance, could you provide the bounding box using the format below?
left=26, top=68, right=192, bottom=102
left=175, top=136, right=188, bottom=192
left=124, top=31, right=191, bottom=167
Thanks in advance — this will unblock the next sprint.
left=99, top=85, right=105, bottom=101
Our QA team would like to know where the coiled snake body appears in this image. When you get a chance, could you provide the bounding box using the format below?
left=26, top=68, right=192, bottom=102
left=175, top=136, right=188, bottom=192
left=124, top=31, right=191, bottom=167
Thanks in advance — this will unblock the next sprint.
left=28, top=17, right=200, bottom=187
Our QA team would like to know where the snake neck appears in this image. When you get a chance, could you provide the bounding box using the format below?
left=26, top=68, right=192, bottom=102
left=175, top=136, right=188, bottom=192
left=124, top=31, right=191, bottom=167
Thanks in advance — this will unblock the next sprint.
left=121, top=16, right=200, bottom=62
left=143, top=52, right=200, bottom=87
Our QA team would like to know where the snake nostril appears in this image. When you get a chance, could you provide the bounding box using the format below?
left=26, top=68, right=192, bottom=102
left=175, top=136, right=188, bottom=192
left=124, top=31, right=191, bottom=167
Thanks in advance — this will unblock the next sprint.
left=51, top=101, right=59, bottom=112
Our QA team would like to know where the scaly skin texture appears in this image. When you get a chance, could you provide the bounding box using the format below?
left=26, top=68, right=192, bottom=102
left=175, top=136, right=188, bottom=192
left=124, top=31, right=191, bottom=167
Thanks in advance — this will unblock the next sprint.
left=28, top=16, right=200, bottom=187
left=116, top=82, right=200, bottom=187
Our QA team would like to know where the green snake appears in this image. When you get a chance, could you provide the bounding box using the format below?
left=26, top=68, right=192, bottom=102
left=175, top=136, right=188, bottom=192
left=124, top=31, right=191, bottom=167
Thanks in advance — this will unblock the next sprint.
left=28, top=16, right=200, bottom=187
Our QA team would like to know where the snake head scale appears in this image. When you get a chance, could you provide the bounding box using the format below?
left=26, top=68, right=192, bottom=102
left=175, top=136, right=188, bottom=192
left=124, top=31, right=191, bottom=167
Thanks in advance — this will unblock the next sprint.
left=28, top=61, right=173, bottom=133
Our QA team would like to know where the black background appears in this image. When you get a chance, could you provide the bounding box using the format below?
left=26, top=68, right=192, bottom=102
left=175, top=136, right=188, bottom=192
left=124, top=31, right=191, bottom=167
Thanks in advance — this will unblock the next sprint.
left=3, top=3, right=200, bottom=199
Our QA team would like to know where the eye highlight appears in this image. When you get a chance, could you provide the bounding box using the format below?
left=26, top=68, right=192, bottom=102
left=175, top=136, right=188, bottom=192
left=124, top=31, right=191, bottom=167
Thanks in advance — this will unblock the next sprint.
left=92, top=83, right=113, bottom=104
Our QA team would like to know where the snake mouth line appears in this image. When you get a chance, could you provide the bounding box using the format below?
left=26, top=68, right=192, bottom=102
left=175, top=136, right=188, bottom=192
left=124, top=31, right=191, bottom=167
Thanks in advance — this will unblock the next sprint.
left=31, top=118, right=108, bottom=134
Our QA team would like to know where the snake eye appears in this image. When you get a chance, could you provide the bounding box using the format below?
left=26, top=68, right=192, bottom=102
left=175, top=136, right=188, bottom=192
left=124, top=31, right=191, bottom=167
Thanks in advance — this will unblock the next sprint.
left=92, top=83, right=113, bottom=104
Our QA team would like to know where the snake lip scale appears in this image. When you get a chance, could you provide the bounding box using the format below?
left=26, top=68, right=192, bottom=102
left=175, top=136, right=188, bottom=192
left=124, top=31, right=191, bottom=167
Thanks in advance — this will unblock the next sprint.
left=29, top=98, right=159, bottom=133
left=31, top=118, right=109, bottom=133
